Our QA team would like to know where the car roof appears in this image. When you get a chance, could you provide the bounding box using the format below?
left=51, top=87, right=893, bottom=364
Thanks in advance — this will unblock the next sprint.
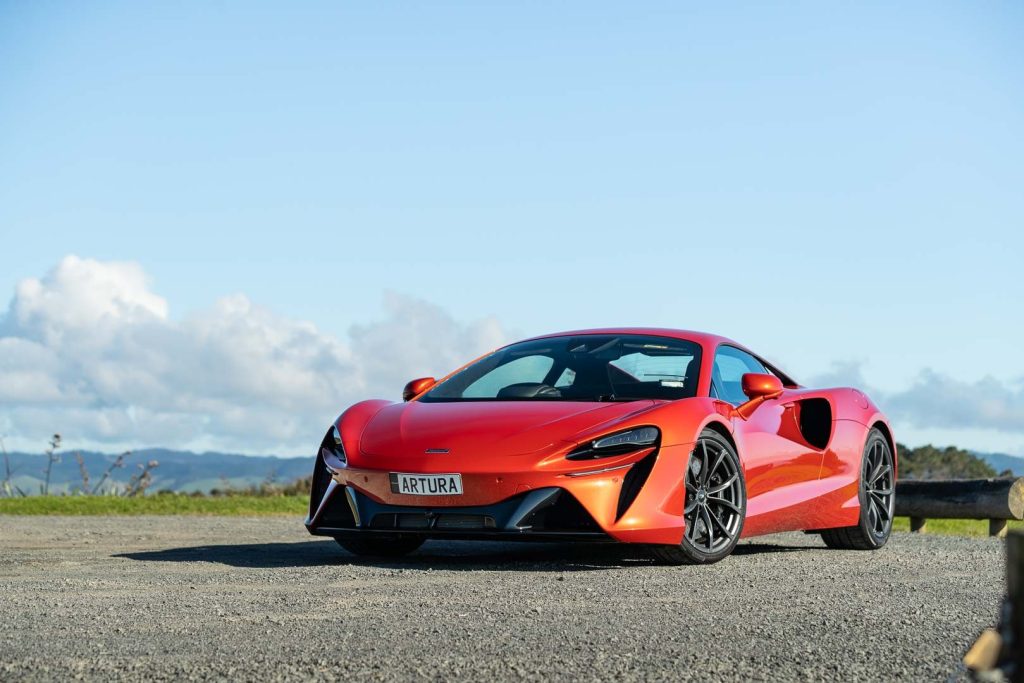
left=522, top=327, right=739, bottom=349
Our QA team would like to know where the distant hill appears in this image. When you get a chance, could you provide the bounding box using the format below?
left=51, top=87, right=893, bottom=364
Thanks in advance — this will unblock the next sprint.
left=973, top=451, right=1024, bottom=477
left=1, top=449, right=311, bottom=495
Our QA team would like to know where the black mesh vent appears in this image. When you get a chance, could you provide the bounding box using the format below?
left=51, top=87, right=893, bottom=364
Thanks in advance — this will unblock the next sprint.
left=616, top=450, right=658, bottom=520
left=369, top=513, right=496, bottom=530
left=526, top=492, right=600, bottom=532
left=319, top=489, right=356, bottom=528
left=436, top=514, right=495, bottom=530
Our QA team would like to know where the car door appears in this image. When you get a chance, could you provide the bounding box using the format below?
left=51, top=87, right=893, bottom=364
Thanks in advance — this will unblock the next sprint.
left=711, top=346, right=825, bottom=535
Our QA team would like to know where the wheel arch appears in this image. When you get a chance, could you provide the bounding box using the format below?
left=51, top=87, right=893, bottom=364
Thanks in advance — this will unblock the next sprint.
left=701, top=419, right=738, bottom=455
left=869, top=420, right=898, bottom=476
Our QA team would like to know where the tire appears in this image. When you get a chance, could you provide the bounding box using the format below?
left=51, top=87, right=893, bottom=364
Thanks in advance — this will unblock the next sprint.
left=335, top=536, right=425, bottom=558
left=820, top=428, right=894, bottom=550
left=650, top=429, right=746, bottom=565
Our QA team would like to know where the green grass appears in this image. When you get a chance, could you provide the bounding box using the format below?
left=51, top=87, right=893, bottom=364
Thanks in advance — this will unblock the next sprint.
left=0, top=498, right=1019, bottom=534
left=892, top=516, right=1024, bottom=537
left=0, top=494, right=307, bottom=516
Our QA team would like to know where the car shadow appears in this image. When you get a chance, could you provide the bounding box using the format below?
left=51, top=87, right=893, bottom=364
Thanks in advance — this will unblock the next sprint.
left=115, top=540, right=644, bottom=571
left=732, top=541, right=820, bottom=556
left=115, top=537, right=822, bottom=571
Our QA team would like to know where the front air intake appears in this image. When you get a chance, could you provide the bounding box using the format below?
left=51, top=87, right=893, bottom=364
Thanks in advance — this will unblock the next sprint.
left=616, top=450, right=657, bottom=520
left=521, top=491, right=601, bottom=532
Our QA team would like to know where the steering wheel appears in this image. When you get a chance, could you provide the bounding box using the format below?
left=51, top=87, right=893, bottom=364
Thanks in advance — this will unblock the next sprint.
left=496, top=383, right=562, bottom=399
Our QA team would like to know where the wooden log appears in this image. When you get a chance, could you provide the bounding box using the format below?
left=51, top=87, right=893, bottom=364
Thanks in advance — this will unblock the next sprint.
left=909, top=517, right=927, bottom=533
left=894, top=478, right=1024, bottom=520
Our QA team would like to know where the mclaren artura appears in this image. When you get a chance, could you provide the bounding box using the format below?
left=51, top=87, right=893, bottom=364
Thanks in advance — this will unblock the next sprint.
left=305, top=329, right=896, bottom=564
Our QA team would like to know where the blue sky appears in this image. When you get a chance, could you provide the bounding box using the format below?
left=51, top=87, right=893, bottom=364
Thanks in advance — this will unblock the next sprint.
left=1, top=2, right=1022, bottom=455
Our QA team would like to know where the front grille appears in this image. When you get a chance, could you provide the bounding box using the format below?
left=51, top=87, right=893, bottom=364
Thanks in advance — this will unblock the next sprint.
left=396, top=513, right=431, bottom=529
left=369, top=512, right=496, bottom=530
left=436, top=514, right=495, bottom=530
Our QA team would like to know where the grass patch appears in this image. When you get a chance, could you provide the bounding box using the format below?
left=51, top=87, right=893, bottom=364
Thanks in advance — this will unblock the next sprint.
left=0, top=494, right=307, bottom=516
left=893, top=516, right=1024, bottom=537
left=1, top=499, right=1020, bottom=533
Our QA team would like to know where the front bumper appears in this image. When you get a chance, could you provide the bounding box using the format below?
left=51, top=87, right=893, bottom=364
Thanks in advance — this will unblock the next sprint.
left=307, top=482, right=610, bottom=542
left=304, top=441, right=696, bottom=545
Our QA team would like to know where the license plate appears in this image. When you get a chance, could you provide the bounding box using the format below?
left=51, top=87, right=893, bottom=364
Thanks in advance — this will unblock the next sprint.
left=390, top=473, right=464, bottom=496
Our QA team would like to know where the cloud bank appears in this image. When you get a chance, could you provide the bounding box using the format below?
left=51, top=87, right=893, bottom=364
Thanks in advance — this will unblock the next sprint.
left=811, top=363, right=1024, bottom=441
left=2, top=256, right=1021, bottom=455
left=0, top=256, right=509, bottom=453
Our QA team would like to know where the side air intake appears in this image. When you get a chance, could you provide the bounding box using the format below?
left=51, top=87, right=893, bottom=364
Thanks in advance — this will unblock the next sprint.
left=616, top=451, right=658, bottom=520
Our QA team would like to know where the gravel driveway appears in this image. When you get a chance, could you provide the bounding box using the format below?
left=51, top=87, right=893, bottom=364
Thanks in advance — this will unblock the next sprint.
left=0, top=516, right=1004, bottom=681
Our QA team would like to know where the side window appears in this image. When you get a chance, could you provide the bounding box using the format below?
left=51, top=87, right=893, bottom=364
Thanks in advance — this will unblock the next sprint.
left=609, top=352, right=692, bottom=386
left=554, top=367, right=577, bottom=388
left=712, top=346, right=767, bottom=406
left=463, top=355, right=554, bottom=397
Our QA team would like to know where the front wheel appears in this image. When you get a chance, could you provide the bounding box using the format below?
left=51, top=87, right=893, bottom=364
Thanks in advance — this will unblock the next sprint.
left=820, top=428, right=894, bottom=550
left=650, top=429, right=746, bottom=565
left=335, top=536, right=425, bottom=558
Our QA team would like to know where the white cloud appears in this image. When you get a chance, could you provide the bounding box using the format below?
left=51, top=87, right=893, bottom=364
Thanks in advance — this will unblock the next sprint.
left=886, top=371, right=1024, bottom=435
left=0, top=256, right=510, bottom=454
left=805, top=360, right=868, bottom=390
left=6, top=255, right=168, bottom=345
left=349, top=292, right=508, bottom=394
left=809, top=362, right=1024, bottom=450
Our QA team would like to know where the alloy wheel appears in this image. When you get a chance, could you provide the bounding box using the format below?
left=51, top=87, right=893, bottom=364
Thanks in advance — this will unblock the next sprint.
left=684, top=438, right=743, bottom=553
left=863, top=439, right=894, bottom=539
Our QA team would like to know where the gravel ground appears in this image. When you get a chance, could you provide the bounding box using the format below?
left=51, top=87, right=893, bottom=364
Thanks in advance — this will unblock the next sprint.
left=0, top=516, right=1005, bottom=681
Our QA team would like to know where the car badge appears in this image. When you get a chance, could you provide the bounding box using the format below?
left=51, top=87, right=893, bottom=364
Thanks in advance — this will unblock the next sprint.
left=424, top=448, right=450, bottom=454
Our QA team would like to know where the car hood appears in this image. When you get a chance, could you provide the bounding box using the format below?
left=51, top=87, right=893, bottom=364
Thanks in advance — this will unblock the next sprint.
left=358, top=400, right=658, bottom=458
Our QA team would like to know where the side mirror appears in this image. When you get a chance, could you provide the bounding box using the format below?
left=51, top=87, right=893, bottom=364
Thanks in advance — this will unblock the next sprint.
left=402, top=377, right=436, bottom=402
left=741, top=373, right=784, bottom=400
left=735, top=373, right=784, bottom=419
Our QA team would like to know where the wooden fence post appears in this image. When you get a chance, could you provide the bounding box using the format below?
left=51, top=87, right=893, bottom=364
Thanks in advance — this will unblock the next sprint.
left=910, top=517, right=927, bottom=533
left=1008, top=531, right=1024, bottom=683
left=991, top=519, right=1009, bottom=538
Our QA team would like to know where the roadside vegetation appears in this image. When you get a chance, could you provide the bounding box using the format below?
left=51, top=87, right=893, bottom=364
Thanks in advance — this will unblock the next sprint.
left=0, top=434, right=311, bottom=515
left=0, top=492, right=306, bottom=516
left=896, top=443, right=1007, bottom=479
left=2, top=433, right=159, bottom=497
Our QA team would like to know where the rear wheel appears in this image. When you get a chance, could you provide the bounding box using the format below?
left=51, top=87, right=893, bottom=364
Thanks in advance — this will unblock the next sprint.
left=335, top=536, right=425, bottom=558
left=820, top=428, right=894, bottom=550
left=650, top=429, right=746, bottom=565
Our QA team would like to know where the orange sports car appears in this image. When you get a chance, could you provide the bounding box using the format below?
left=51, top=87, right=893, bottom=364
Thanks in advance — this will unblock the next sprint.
left=305, top=329, right=896, bottom=564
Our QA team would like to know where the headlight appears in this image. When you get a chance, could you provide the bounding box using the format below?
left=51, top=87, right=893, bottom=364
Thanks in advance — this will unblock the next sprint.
left=567, top=426, right=660, bottom=460
left=321, top=425, right=347, bottom=468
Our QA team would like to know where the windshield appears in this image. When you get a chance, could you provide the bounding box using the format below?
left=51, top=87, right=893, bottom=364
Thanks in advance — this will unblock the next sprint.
left=421, top=334, right=702, bottom=402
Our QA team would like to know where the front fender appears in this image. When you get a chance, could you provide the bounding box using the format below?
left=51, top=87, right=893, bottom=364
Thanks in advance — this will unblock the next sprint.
left=335, top=400, right=393, bottom=468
